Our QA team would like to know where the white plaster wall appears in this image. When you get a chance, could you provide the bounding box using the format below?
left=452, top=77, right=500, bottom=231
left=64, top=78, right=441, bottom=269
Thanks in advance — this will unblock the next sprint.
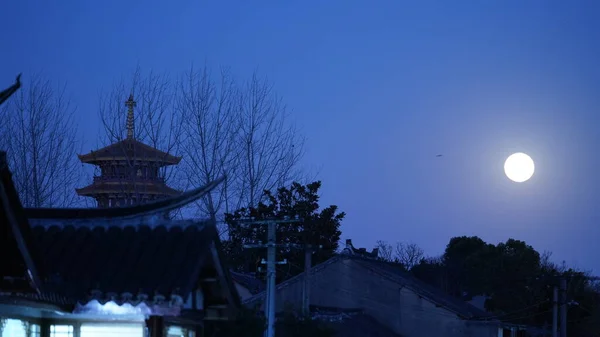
left=250, top=258, right=500, bottom=337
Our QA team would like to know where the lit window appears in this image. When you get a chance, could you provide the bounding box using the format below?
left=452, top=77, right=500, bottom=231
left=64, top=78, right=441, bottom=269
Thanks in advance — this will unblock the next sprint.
left=1, top=319, right=26, bottom=337
left=30, top=324, right=41, bottom=337
left=167, top=326, right=184, bottom=337
left=50, top=325, right=73, bottom=337
left=80, top=323, right=144, bottom=337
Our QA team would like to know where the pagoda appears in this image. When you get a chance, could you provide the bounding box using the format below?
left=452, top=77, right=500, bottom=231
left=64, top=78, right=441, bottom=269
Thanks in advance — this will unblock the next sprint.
left=76, top=94, right=182, bottom=208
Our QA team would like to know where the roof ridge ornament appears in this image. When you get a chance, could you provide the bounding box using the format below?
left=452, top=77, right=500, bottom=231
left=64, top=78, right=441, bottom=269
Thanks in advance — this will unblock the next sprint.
left=125, top=93, right=136, bottom=139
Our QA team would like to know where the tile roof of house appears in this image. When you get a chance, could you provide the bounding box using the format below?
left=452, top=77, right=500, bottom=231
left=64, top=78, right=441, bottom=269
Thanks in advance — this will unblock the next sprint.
left=25, top=175, right=224, bottom=221
left=349, top=257, right=491, bottom=319
left=311, top=306, right=402, bottom=337
left=0, top=151, right=44, bottom=294
left=78, top=138, right=182, bottom=165
left=1, top=152, right=236, bottom=311
left=75, top=181, right=182, bottom=197
left=31, top=222, right=217, bottom=306
left=244, top=254, right=491, bottom=320
left=229, top=271, right=266, bottom=295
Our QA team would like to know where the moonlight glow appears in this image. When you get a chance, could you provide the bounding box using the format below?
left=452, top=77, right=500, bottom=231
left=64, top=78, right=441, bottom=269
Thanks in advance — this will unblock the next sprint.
left=504, top=153, right=535, bottom=183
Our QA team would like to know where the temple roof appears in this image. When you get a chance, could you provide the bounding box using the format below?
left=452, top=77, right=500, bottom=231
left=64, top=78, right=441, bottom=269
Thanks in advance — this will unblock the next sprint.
left=78, top=138, right=182, bottom=166
left=32, top=222, right=217, bottom=305
left=1, top=151, right=237, bottom=312
left=0, top=151, right=43, bottom=294
left=75, top=181, right=182, bottom=197
left=26, top=176, right=224, bottom=221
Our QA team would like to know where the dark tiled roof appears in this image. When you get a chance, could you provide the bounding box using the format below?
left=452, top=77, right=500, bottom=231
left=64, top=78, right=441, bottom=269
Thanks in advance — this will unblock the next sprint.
left=78, top=138, right=181, bottom=165
left=348, top=256, right=490, bottom=319
left=31, top=222, right=216, bottom=305
left=315, top=309, right=402, bottom=337
left=76, top=181, right=182, bottom=197
left=244, top=254, right=489, bottom=320
left=229, top=271, right=265, bottom=295
left=0, top=151, right=43, bottom=294
left=0, top=74, right=21, bottom=106
left=353, top=257, right=490, bottom=319
left=25, top=176, right=224, bottom=221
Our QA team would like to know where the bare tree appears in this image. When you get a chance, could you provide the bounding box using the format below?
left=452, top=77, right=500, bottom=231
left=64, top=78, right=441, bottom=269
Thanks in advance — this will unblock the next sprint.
left=175, top=65, right=240, bottom=222
left=394, top=242, right=425, bottom=271
left=0, top=74, right=83, bottom=207
left=375, top=240, right=394, bottom=262
left=89, top=65, right=305, bottom=223
left=233, top=72, right=304, bottom=209
left=175, top=68, right=305, bottom=224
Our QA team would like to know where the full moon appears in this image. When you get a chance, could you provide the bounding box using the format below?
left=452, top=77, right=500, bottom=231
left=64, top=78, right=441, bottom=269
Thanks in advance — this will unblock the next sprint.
left=504, top=152, right=535, bottom=183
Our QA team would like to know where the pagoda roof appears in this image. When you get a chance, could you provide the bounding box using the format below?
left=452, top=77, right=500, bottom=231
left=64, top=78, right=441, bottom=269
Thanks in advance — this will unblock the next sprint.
left=75, top=181, right=182, bottom=197
left=25, top=176, right=224, bottom=221
left=78, top=138, right=182, bottom=165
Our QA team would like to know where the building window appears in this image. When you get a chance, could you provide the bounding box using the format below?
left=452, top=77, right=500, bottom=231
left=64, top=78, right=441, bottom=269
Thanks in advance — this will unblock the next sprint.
left=167, top=326, right=185, bottom=337
left=80, top=323, right=144, bottom=337
left=30, top=324, right=40, bottom=337
left=1, top=319, right=27, bottom=337
left=50, top=325, right=73, bottom=337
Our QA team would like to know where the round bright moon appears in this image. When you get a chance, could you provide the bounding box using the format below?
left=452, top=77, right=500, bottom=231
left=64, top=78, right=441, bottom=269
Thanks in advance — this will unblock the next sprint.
left=504, top=153, right=535, bottom=183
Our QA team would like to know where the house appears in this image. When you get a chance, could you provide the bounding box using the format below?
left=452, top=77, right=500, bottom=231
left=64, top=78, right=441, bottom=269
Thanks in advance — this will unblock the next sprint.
left=0, top=151, right=239, bottom=337
left=244, top=239, right=530, bottom=337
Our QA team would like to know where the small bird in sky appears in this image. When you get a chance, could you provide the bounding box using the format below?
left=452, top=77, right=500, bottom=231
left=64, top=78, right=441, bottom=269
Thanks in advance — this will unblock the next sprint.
left=436, top=154, right=443, bottom=157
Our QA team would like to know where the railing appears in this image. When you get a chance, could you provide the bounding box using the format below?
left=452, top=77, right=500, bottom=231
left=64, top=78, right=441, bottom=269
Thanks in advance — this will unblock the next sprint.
left=92, top=175, right=166, bottom=183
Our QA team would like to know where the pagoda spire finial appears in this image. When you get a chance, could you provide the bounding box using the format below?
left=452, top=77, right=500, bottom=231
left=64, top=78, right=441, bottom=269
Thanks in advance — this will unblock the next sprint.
left=125, top=93, right=136, bottom=139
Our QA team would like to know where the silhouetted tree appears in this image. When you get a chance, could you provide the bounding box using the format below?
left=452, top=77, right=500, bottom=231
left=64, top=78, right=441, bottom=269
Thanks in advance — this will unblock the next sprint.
left=411, top=235, right=600, bottom=331
left=0, top=73, right=83, bottom=207
left=375, top=240, right=424, bottom=270
left=375, top=240, right=394, bottom=262
left=175, top=67, right=305, bottom=225
left=223, top=181, right=344, bottom=282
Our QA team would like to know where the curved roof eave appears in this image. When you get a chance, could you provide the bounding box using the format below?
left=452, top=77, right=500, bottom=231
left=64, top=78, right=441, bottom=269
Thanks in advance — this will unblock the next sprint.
left=25, top=176, right=225, bottom=221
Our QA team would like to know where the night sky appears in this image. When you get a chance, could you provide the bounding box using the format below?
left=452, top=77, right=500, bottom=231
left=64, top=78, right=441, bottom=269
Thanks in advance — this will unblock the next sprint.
left=3, top=1, right=600, bottom=273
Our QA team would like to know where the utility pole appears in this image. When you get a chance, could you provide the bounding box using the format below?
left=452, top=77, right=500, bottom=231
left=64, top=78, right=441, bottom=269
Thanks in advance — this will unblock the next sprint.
left=238, top=217, right=302, bottom=337
left=559, top=278, right=567, bottom=337
left=302, top=244, right=312, bottom=316
left=552, top=285, right=558, bottom=337
left=301, top=244, right=321, bottom=316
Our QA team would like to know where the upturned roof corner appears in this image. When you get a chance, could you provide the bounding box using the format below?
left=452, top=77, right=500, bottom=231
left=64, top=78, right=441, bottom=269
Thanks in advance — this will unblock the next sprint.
left=0, top=74, right=22, bottom=106
left=25, top=175, right=226, bottom=221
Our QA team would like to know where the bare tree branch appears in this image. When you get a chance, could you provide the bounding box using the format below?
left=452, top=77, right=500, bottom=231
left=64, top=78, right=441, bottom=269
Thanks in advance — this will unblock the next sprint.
left=175, top=65, right=240, bottom=223
left=90, top=65, right=306, bottom=225
left=375, top=240, right=394, bottom=262
left=234, top=71, right=305, bottom=209
left=0, top=73, right=83, bottom=207
left=394, top=242, right=425, bottom=271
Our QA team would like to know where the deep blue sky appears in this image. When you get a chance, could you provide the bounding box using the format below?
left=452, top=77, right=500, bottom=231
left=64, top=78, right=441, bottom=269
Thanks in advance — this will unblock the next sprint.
left=3, top=1, right=600, bottom=272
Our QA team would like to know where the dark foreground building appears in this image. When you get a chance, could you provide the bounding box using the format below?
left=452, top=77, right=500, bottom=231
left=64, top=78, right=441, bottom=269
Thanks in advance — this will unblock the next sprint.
left=0, top=151, right=239, bottom=337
